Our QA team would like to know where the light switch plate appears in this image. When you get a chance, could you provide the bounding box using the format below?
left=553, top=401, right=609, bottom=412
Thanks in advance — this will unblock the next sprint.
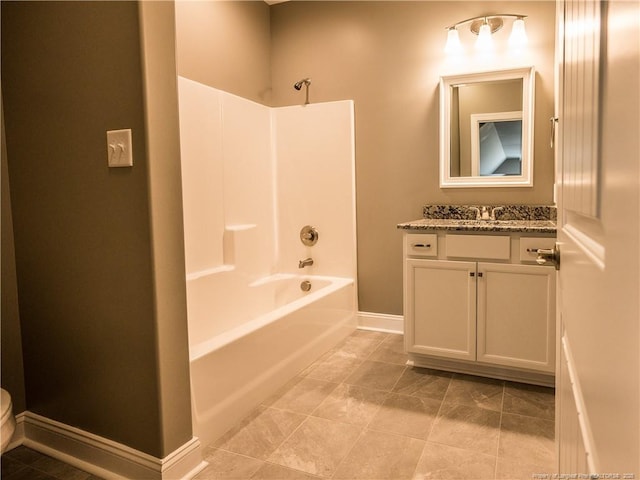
left=107, top=129, right=133, bottom=167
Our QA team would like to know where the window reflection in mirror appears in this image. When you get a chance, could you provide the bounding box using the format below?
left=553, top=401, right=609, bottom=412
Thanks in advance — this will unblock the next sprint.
left=472, top=115, right=522, bottom=176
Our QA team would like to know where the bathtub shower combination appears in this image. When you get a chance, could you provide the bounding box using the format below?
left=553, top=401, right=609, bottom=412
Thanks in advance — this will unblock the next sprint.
left=178, top=77, right=358, bottom=447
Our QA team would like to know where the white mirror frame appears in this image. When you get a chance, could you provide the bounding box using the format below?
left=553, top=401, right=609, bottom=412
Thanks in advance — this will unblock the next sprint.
left=439, top=66, right=535, bottom=188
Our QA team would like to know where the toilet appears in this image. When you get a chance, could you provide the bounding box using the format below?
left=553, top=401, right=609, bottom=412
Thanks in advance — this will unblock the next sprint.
left=1, top=388, right=16, bottom=453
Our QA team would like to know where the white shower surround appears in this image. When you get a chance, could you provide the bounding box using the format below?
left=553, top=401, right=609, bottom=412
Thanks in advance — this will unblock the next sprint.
left=177, top=77, right=358, bottom=447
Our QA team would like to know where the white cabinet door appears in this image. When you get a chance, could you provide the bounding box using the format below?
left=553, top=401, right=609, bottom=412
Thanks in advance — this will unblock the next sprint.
left=476, top=262, right=556, bottom=372
left=405, top=259, right=476, bottom=361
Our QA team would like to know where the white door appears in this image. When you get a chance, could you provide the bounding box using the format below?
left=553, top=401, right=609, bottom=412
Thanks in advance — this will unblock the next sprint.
left=555, top=0, right=639, bottom=474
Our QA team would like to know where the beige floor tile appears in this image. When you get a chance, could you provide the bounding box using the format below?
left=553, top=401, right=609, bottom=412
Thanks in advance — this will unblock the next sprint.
left=267, top=416, right=362, bottom=478
left=350, top=329, right=390, bottom=341
left=299, top=349, right=334, bottom=377
left=413, top=442, right=497, bottom=480
left=368, top=393, right=441, bottom=440
left=30, top=454, right=93, bottom=480
left=197, top=330, right=556, bottom=480
left=334, top=332, right=389, bottom=359
left=333, top=429, right=425, bottom=479
left=4, top=446, right=48, bottom=464
left=498, top=413, right=555, bottom=470
left=213, top=406, right=306, bottom=460
left=250, top=463, right=322, bottom=479
left=264, top=376, right=339, bottom=414
left=303, top=349, right=364, bottom=383
left=195, top=449, right=264, bottom=479
left=503, top=383, right=555, bottom=420
left=495, top=457, right=555, bottom=480
left=393, top=367, right=453, bottom=401
left=345, top=360, right=407, bottom=391
left=312, top=383, right=388, bottom=426
left=368, top=334, right=409, bottom=365
left=443, top=374, right=505, bottom=412
left=428, top=403, right=501, bottom=456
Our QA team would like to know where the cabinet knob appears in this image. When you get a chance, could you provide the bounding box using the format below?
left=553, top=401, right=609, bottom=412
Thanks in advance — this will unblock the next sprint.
left=412, top=243, right=431, bottom=248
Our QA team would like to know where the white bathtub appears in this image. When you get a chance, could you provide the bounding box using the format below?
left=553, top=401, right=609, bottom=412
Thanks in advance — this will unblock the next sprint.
left=187, top=273, right=356, bottom=447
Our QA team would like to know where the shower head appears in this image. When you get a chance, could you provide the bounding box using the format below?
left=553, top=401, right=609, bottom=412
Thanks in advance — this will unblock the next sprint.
left=294, top=78, right=311, bottom=90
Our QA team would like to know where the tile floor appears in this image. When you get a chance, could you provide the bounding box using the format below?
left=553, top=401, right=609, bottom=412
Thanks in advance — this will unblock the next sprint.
left=1, top=445, right=102, bottom=480
left=195, top=330, right=556, bottom=480
left=0, top=330, right=555, bottom=480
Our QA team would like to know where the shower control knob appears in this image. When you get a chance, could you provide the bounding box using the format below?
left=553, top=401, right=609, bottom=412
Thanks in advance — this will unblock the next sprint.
left=300, top=225, right=319, bottom=246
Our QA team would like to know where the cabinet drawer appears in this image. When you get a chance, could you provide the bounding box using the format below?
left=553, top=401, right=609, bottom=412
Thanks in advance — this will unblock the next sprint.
left=406, top=233, right=437, bottom=257
left=445, top=234, right=510, bottom=260
left=519, top=237, right=557, bottom=263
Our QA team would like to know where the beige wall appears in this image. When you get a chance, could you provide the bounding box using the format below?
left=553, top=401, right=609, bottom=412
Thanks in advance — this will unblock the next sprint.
left=138, top=1, right=194, bottom=455
left=270, top=1, right=556, bottom=314
left=175, top=0, right=272, bottom=105
left=1, top=95, right=26, bottom=414
left=1, top=1, right=191, bottom=457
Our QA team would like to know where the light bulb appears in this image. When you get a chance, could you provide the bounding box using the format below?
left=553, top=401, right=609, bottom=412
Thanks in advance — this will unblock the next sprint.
left=475, top=22, right=493, bottom=50
left=509, top=17, right=528, bottom=48
left=444, top=28, right=462, bottom=54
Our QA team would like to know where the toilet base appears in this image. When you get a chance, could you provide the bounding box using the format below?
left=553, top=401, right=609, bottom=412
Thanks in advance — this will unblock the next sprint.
left=1, top=388, right=17, bottom=454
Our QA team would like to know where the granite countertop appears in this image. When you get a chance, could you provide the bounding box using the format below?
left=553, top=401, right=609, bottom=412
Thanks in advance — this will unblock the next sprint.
left=397, top=204, right=557, bottom=234
left=397, top=218, right=557, bottom=233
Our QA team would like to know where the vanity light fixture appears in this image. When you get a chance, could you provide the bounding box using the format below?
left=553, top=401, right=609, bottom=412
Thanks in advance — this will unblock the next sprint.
left=444, top=14, right=528, bottom=53
left=444, top=27, right=462, bottom=54
left=509, top=17, right=528, bottom=49
left=475, top=19, right=494, bottom=50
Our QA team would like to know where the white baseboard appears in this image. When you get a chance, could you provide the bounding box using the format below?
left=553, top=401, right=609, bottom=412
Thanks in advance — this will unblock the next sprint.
left=357, top=311, right=404, bottom=334
left=560, top=335, right=598, bottom=472
left=11, top=411, right=207, bottom=479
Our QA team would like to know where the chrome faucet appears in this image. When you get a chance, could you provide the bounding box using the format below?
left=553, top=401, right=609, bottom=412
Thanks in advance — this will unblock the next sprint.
left=298, top=258, right=314, bottom=268
left=469, top=206, right=503, bottom=221
left=490, top=206, right=504, bottom=221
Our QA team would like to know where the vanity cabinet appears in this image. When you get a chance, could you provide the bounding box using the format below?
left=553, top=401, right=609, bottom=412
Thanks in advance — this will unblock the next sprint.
left=403, top=232, right=556, bottom=385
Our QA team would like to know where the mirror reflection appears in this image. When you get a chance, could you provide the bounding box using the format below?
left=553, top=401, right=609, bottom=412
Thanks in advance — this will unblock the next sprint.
left=451, top=79, right=523, bottom=177
left=439, top=67, right=534, bottom=188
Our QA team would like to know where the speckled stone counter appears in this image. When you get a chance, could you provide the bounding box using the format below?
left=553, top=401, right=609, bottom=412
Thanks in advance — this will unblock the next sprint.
left=397, top=204, right=557, bottom=234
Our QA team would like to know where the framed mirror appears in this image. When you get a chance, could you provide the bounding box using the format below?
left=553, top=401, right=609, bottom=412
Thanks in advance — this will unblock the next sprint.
left=439, top=66, right=535, bottom=188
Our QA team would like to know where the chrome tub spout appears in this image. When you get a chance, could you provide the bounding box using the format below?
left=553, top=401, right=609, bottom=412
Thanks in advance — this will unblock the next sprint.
left=298, top=258, right=314, bottom=268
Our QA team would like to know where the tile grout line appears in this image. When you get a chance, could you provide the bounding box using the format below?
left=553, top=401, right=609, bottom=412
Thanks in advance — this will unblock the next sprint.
left=423, top=372, right=452, bottom=443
